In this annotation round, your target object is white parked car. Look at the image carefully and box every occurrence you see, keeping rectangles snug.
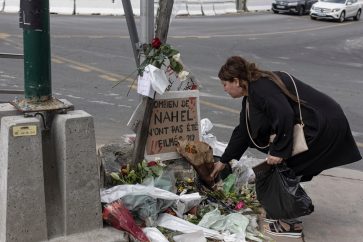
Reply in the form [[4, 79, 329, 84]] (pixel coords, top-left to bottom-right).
[[310, 0, 362, 22]]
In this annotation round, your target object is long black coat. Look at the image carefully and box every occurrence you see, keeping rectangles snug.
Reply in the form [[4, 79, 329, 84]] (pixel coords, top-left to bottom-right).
[[220, 71, 362, 181]]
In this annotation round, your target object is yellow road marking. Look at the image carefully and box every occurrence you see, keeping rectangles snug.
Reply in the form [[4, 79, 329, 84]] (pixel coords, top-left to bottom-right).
[[0, 33, 10, 39], [54, 55, 134, 82], [67, 64, 91, 72], [99, 74, 119, 82], [51, 35, 129, 39], [52, 58, 64, 64]]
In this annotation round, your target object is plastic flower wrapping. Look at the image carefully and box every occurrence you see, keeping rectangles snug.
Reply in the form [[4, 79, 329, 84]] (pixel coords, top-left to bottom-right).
[[103, 200, 150, 242]]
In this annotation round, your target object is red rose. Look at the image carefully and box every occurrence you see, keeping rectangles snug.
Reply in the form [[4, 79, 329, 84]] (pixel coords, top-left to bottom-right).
[[151, 38, 162, 49], [147, 161, 157, 167], [191, 84, 198, 90]]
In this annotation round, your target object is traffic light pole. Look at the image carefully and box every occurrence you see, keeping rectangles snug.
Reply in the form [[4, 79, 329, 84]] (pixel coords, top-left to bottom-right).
[[12, 0, 70, 113], [22, 0, 52, 101]]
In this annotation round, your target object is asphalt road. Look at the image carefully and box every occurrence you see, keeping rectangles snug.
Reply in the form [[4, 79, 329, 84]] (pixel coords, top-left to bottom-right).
[[0, 11, 362, 170]]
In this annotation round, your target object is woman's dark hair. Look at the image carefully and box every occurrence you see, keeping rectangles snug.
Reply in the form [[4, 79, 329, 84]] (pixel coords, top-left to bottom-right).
[[218, 56, 298, 102]]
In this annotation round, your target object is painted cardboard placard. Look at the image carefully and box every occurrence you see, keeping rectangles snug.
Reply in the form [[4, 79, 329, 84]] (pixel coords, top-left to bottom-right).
[[145, 90, 201, 160], [164, 66, 198, 92], [127, 68, 199, 132]]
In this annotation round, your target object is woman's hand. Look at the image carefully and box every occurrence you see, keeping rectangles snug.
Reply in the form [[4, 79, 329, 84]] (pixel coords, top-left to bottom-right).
[[210, 161, 226, 179], [266, 155, 283, 165]]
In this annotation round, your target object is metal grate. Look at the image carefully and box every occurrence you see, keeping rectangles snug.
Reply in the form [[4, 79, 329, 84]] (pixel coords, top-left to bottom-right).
[[0, 53, 24, 59]]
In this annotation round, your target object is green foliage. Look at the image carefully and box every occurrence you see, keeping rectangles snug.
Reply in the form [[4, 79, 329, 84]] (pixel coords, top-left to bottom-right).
[[169, 58, 183, 73], [204, 183, 261, 214], [109, 160, 164, 185]]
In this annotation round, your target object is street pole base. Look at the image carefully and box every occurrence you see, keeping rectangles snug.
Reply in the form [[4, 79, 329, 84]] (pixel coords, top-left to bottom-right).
[[10, 97, 72, 113]]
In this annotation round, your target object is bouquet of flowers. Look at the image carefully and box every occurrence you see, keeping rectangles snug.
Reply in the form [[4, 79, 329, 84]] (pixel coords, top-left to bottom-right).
[[138, 37, 189, 81], [113, 37, 190, 93], [103, 200, 150, 242]]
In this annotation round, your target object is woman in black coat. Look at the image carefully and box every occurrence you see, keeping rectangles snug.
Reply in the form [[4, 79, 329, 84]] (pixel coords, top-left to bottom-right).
[[210, 56, 362, 237]]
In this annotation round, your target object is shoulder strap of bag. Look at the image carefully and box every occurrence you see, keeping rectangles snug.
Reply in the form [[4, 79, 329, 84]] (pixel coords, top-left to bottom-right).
[[281, 71, 304, 126], [245, 72, 304, 149], [245, 99, 269, 149]]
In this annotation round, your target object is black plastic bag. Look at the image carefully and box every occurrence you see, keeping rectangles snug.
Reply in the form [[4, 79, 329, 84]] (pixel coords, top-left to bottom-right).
[[255, 163, 314, 219]]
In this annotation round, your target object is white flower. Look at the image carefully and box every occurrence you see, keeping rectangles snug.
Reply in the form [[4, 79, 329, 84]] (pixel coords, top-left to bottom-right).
[[178, 70, 190, 81], [172, 53, 185, 68], [172, 53, 181, 63]]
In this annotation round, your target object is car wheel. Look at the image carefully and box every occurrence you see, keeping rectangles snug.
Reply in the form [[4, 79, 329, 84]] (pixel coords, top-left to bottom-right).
[[297, 6, 304, 16], [338, 11, 345, 23], [338, 11, 345, 22], [310, 16, 317, 20], [273, 10, 279, 14], [353, 9, 361, 21]]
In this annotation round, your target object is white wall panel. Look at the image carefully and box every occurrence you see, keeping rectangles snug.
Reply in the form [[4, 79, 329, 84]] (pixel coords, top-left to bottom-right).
[[76, 0, 125, 15], [3, 0, 19, 13], [224, 0, 236, 13], [50, 0, 74, 15], [213, 0, 227, 15], [1, 0, 5, 12], [187, 0, 203, 15], [201, 1, 215, 16], [174, 1, 189, 16]]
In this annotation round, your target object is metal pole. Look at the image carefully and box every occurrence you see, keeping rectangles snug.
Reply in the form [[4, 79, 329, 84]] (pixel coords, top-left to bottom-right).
[[131, 0, 154, 166], [0, 89, 24, 94], [73, 0, 76, 15], [20, 0, 52, 102], [122, 0, 140, 66], [140, 0, 154, 43]]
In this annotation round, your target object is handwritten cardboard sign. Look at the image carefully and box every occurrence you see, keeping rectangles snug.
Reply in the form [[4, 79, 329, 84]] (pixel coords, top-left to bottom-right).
[[164, 67, 198, 92], [145, 90, 201, 160]]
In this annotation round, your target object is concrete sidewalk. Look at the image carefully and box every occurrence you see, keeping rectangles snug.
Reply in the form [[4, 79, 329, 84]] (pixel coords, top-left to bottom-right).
[[264, 167, 363, 242], [301, 167, 363, 242]]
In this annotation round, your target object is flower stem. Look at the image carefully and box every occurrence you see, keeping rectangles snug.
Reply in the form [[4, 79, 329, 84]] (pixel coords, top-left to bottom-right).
[[127, 76, 138, 97], [112, 69, 138, 88]]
